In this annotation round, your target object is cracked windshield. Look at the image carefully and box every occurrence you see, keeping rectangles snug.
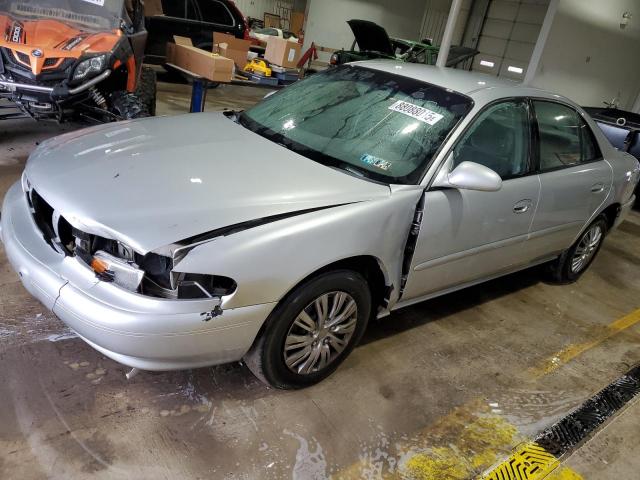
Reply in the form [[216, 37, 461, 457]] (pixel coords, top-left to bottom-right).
[[240, 65, 472, 183]]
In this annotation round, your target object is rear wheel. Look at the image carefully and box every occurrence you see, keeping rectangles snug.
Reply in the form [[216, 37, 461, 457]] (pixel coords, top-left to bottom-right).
[[548, 216, 607, 283], [136, 66, 157, 116], [109, 91, 149, 120], [244, 270, 371, 389]]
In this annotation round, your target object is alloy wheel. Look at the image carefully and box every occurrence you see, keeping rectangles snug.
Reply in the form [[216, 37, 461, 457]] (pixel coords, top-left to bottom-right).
[[283, 291, 358, 375], [571, 224, 603, 273]]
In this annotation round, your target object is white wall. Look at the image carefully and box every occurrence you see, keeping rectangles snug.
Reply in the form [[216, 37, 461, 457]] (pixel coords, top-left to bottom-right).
[[420, 0, 473, 46], [304, 0, 428, 59], [528, 0, 640, 109], [234, 0, 295, 21]]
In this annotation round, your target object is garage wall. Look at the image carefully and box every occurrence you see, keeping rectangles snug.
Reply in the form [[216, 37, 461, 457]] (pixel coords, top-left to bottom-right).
[[528, 0, 640, 109], [419, 0, 473, 46], [471, 0, 549, 80], [234, 0, 295, 22], [303, 0, 427, 58]]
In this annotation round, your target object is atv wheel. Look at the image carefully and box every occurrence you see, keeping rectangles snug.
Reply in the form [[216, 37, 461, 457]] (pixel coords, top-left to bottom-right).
[[136, 66, 157, 116], [109, 91, 149, 120]]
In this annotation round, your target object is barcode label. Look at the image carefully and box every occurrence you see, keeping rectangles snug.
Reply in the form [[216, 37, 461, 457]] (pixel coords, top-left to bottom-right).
[[388, 100, 444, 125]]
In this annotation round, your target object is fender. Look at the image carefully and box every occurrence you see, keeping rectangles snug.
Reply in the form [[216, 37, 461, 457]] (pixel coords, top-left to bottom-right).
[[173, 190, 423, 310]]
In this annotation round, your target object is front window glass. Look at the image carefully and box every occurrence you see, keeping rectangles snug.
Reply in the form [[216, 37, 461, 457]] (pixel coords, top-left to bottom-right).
[[535, 101, 600, 171], [453, 100, 530, 179], [239, 66, 473, 184]]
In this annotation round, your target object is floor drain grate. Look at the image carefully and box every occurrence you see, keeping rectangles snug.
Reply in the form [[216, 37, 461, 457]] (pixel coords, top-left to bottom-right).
[[481, 365, 640, 479]]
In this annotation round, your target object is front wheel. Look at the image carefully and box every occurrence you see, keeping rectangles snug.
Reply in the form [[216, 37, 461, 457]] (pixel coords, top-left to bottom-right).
[[136, 66, 158, 116], [548, 216, 608, 283], [109, 91, 149, 120], [244, 270, 371, 389]]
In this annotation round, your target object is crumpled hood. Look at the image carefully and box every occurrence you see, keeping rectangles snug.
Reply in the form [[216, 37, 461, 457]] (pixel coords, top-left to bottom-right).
[[25, 113, 390, 254]]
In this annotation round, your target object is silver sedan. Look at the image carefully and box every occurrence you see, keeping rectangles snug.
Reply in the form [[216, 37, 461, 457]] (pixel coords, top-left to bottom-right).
[[2, 61, 638, 388]]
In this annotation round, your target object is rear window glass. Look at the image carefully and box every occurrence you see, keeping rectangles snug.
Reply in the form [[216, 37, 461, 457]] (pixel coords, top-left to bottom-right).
[[535, 101, 600, 171]]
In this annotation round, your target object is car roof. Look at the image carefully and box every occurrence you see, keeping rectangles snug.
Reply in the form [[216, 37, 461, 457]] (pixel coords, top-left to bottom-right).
[[353, 60, 574, 104]]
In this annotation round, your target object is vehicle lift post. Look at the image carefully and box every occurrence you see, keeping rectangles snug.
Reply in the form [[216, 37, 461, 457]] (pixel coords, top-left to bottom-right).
[[189, 77, 209, 113]]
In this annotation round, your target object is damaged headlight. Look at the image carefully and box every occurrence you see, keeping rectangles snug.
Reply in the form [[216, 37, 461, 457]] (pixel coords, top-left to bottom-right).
[[72, 230, 236, 300], [91, 251, 145, 291], [135, 253, 237, 300], [73, 54, 106, 81]]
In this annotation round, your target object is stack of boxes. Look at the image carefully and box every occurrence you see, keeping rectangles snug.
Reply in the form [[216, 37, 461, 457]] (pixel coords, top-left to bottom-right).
[[165, 33, 302, 87], [264, 37, 301, 85]]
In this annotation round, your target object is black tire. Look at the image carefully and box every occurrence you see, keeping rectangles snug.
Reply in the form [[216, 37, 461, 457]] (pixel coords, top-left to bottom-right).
[[548, 216, 608, 283], [109, 91, 149, 120], [135, 66, 157, 116], [244, 270, 371, 389]]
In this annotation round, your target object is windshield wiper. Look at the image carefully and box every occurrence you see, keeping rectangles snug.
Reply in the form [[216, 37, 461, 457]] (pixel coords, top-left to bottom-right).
[[330, 163, 370, 179]]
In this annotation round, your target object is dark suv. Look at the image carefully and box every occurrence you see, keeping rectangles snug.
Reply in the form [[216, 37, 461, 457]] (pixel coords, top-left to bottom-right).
[[145, 0, 249, 64]]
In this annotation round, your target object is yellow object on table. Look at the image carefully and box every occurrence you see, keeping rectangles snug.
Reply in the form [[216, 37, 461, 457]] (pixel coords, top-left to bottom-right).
[[243, 59, 272, 77]]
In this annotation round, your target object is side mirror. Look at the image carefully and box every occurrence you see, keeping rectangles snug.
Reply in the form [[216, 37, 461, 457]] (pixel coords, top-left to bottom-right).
[[433, 160, 502, 192]]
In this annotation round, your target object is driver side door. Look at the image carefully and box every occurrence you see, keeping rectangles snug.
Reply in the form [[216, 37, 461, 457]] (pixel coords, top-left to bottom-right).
[[401, 99, 542, 302]]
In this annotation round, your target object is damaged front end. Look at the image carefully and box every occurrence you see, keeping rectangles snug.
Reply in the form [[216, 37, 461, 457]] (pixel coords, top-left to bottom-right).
[[26, 185, 236, 303]]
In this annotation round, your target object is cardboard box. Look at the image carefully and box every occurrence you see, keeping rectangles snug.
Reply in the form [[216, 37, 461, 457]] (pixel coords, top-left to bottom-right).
[[213, 32, 251, 70], [264, 37, 301, 69], [166, 36, 192, 64], [144, 0, 164, 16], [174, 36, 193, 46], [166, 36, 233, 83]]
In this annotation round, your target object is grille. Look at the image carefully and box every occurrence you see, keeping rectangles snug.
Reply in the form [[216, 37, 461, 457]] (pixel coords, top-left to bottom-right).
[[15, 51, 30, 67], [29, 189, 56, 247], [29, 189, 73, 253], [43, 58, 59, 68]]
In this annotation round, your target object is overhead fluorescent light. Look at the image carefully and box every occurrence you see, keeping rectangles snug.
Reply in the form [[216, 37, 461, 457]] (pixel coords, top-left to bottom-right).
[[480, 60, 495, 68], [508, 66, 524, 74]]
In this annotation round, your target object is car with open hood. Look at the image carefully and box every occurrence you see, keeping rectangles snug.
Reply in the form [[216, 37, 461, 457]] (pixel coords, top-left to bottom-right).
[[329, 19, 477, 68], [1, 61, 638, 389]]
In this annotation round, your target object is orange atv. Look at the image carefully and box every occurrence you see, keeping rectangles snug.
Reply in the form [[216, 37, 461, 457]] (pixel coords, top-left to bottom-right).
[[0, 0, 156, 121]]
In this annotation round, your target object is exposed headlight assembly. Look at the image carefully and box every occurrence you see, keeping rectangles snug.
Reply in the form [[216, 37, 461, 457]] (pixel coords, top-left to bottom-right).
[[137, 253, 237, 300], [70, 230, 236, 300], [73, 54, 107, 81], [91, 251, 145, 291]]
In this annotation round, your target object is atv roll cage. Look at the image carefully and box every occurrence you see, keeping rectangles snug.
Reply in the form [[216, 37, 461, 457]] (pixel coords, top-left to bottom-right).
[[0, 0, 127, 31]]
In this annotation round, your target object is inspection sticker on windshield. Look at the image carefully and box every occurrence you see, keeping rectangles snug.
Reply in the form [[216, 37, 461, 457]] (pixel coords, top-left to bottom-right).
[[388, 100, 443, 125], [361, 154, 391, 171]]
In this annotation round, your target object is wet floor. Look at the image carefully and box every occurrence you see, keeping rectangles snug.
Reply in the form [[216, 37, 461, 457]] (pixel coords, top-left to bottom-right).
[[1, 80, 640, 479]]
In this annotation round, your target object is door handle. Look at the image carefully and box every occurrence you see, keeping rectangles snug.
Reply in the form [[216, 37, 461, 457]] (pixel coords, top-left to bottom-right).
[[590, 183, 605, 193], [513, 199, 533, 214]]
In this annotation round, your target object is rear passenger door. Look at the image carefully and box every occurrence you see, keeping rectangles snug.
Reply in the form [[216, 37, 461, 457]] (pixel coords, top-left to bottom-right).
[[527, 100, 612, 258]]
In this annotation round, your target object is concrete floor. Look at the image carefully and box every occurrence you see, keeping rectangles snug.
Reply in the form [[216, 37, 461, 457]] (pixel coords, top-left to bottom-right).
[[1, 80, 639, 480]]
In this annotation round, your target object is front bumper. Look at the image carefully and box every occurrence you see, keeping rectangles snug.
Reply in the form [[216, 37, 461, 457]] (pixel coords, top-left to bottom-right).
[[0, 182, 276, 370], [0, 70, 111, 100]]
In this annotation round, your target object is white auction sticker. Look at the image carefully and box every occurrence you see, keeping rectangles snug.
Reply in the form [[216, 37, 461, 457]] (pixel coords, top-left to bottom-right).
[[81, 0, 105, 6], [388, 100, 444, 125]]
